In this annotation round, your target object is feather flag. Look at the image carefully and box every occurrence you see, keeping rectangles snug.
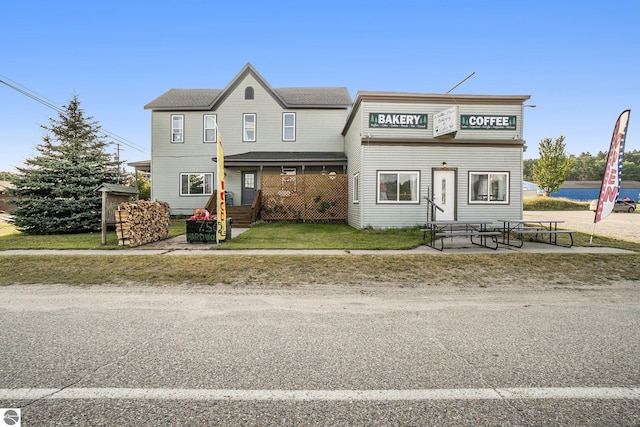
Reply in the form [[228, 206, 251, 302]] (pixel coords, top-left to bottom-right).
[[591, 110, 631, 244], [216, 128, 226, 242]]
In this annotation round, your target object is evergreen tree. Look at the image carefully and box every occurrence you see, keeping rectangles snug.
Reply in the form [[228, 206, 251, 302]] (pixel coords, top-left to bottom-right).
[[9, 96, 125, 234], [532, 136, 573, 196]]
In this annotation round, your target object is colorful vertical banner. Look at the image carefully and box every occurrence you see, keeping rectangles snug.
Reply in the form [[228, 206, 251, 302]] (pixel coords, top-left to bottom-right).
[[216, 129, 226, 242], [594, 110, 631, 223], [591, 110, 631, 244]]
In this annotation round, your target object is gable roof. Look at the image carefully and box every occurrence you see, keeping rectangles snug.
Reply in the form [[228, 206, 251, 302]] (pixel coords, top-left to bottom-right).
[[144, 63, 351, 111]]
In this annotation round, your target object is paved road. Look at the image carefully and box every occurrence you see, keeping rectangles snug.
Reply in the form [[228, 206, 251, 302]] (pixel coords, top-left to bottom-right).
[[1, 284, 638, 426]]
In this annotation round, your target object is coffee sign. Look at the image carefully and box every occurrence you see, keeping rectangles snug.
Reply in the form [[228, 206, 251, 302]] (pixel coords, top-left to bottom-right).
[[460, 115, 517, 130], [369, 113, 428, 128]]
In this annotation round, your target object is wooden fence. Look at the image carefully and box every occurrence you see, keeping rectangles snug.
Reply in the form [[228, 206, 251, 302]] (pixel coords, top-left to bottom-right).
[[260, 174, 347, 222]]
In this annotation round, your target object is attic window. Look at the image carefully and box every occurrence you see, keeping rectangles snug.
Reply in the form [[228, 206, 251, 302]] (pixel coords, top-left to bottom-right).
[[245, 86, 254, 100]]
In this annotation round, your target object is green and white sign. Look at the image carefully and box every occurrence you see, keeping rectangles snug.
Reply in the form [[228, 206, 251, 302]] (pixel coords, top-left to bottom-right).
[[369, 113, 428, 128], [460, 115, 517, 130]]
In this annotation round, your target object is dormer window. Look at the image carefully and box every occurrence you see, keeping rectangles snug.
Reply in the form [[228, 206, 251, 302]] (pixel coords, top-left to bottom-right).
[[245, 86, 254, 100]]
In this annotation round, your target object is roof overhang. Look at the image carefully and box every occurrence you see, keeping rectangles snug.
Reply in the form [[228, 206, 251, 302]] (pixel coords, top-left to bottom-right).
[[213, 151, 347, 167]]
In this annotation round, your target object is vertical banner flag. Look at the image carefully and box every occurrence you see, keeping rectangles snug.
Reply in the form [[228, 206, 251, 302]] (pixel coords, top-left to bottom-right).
[[594, 110, 631, 224], [591, 110, 631, 245], [216, 128, 226, 242]]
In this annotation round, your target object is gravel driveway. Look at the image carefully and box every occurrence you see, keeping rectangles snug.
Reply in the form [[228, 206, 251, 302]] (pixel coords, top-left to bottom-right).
[[525, 210, 640, 242]]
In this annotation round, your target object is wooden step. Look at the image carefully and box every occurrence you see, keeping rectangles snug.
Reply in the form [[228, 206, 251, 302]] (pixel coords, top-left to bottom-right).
[[226, 206, 253, 227]]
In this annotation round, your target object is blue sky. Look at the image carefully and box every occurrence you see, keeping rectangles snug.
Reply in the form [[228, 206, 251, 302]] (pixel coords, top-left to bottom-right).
[[1, 0, 638, 173]]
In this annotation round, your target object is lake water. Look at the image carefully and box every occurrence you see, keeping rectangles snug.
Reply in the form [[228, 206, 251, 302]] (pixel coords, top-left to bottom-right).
[[551, 188, 640, 201]]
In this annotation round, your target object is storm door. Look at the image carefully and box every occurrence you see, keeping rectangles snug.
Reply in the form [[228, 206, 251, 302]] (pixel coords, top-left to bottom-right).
[[241, 171, 257, 205], [432, 168, 456, 220]]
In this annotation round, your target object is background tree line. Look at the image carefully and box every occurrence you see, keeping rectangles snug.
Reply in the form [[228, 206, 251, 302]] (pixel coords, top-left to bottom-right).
[[524, 149, 640, 182]]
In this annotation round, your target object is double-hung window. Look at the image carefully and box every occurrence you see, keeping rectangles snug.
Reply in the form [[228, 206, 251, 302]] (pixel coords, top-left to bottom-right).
[[469, 172, 509, 204], [171, 115, 184, 143], [203, 115, 217, 143], [243, 113, 256, 142], [180, 173, 213, 196], [283, 112, 295, 141], [377, 171, 420, 203]]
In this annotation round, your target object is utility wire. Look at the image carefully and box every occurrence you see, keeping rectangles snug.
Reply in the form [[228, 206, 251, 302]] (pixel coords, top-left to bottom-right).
[[0, 75, 149, 155]]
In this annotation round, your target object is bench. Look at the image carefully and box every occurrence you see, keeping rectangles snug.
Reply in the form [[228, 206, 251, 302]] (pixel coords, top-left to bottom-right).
[[430, 230, 501, 251], [513, 229, 575, 247]]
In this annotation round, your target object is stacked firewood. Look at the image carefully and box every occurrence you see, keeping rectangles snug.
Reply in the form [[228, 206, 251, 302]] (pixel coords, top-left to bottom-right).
[[115, 200, 171, 247]]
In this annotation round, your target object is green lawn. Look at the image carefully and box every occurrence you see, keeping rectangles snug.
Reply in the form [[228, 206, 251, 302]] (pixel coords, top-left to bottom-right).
[[0, 220, 187, 250], [1, 218, 639, 252]]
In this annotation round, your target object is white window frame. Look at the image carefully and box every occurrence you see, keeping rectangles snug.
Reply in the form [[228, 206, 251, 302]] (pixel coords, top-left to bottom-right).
[[468, 171, 510, 204], [377, 171, 420, 204], [171, 115, 184, 143], [180, 173, 213, 196], [352, 173, 360, 203], [203, 114, 217, 143], [243, 113, 256, 142], [283, 112, 296, 141]]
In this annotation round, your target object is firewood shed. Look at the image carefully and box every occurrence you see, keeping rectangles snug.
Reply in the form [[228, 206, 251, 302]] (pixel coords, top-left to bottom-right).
[[96, 183, 139, 245]]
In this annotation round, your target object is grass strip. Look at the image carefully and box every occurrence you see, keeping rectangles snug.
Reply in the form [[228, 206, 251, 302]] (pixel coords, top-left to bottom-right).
[[1, 254, 638, 287]]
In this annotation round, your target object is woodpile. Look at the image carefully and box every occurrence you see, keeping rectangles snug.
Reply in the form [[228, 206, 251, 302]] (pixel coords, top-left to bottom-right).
[[115, 200, 171, 247]]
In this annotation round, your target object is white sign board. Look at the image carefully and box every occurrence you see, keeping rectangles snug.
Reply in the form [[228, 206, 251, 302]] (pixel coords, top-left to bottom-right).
[[433, 106, 458, 137]]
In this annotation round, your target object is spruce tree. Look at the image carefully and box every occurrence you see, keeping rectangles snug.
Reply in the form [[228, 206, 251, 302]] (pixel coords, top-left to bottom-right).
[[9, 96, 124, 234]]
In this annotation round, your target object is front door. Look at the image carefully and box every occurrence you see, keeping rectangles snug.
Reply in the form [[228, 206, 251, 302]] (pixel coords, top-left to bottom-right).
[[432, 169, 456, 220], [241, 172, 257, 206]]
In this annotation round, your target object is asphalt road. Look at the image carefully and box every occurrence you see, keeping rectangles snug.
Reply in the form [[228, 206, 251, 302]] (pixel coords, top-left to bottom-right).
[[1, 283, 638, 426]]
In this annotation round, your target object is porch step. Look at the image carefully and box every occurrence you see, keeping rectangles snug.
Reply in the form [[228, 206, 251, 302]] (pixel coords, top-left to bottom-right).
[[226, 205, 253, 228]]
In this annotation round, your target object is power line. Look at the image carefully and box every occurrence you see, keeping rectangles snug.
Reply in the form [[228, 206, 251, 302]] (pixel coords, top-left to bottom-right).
[[0, 75, 149, 155]]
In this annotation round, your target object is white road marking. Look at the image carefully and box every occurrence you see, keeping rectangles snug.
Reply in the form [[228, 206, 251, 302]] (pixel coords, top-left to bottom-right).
[[1, 387, 639, 401]]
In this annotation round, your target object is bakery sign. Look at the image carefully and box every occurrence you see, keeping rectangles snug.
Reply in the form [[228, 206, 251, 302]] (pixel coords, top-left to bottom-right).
[[460, 115, 517, 130], [369, 113, 428, 128]]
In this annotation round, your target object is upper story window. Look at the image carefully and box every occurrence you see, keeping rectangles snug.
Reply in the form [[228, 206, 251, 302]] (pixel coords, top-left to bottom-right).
[[245, 87, 254, 100], [203, 115, 217, 143], [469, 171, 509, 204], [243, 113, 256, 142], [283, 112, 296, 141], [171, 115, 184, 143]]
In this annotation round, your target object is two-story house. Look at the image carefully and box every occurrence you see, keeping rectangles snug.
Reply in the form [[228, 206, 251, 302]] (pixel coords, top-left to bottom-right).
[[144, 63, 531, 228], [144, 63, 351, 218]]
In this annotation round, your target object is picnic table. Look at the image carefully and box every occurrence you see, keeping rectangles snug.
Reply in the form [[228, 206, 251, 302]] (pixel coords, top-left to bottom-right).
[[422, 220, 500, 251], [497, 219, 575, 248]]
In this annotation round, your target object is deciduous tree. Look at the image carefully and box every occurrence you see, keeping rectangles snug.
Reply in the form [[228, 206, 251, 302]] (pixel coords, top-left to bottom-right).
[[532, 136, 573, 197]]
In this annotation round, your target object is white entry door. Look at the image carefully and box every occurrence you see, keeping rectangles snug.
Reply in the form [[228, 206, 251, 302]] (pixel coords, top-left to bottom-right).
[[432, 169, 456, 220]]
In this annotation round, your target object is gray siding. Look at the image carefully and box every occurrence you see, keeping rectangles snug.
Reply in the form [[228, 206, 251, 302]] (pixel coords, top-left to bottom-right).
[[358, 145, 522, 228], [150, 73, 348, 215], [361, 102, 523, 141], [345, 104, 364, 228]]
